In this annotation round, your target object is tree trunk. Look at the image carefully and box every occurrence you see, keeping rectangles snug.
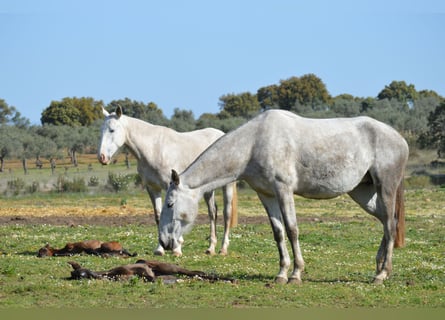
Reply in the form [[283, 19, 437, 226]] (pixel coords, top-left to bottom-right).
[[22, 158, 28, 175]]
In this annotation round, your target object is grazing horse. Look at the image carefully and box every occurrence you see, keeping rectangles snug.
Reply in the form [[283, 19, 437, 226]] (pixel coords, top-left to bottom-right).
[[159, 109, 408, 284], [37, 240, 137, 257], [98, 106, 237, 256]]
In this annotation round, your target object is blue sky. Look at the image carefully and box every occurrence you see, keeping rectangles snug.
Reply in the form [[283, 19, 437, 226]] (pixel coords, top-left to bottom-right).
[[1, 0, 444, 125]]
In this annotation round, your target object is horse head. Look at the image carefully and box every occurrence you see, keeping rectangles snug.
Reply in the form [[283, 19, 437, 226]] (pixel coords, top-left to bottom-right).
[[158, 170, 199, 256], [98, 106, 126, 165], [37, 244, 54, 257]]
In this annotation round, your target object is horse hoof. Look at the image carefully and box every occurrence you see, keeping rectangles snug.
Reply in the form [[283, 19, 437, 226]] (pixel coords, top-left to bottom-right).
[[287, 277, 302, 285], [172, 250, 183, 257], [373, 277, 384, 285], [154, 250, 164, 256], [205, 249, 216, 256], [274, 276, 288, 284], [153, 247, 165, 256], [219, 250, 227, 256]]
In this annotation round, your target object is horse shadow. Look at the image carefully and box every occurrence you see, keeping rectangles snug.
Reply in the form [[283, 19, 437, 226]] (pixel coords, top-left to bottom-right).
[[224, 272, 372, 285], [18, 250, 39, 256]]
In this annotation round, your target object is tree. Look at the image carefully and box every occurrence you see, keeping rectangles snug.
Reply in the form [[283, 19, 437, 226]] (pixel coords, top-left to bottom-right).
[[0, 126, 24, 171], [331, 95, 361, 117], [169, 108, 196, 132], [0, 99, 30, 128], [41, 97, 104, 126], [270, 74, 331, 113], [377, 80, 418, 103], [218, 92, 260, 118], [422, 102, 445, 157], [196, 113, 246, 133], [257, 85, 279, 110], [107, 99, 168, 125]]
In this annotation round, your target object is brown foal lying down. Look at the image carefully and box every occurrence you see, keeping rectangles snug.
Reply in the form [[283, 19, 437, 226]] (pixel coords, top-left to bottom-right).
[[37, 240, 137, 257], [68, 260, 237, 283]]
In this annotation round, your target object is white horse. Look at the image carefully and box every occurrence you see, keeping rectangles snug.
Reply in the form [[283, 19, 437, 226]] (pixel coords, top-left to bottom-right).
[[159, 109, 408, 284], [98, 106, 237, 256]]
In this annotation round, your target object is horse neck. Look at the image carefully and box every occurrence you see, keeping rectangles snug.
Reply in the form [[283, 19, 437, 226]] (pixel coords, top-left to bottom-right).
[[121, 116, 158, 161], [182, 128, 252, 195]]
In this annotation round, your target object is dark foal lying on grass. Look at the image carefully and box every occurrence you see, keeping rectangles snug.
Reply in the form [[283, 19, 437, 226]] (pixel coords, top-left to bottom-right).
[[68, 260, 237, 283], [37, 240, 137, 258]]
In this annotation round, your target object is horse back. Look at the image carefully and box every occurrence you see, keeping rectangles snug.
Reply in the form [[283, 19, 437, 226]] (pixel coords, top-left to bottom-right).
[[247, 111, 408, 197]]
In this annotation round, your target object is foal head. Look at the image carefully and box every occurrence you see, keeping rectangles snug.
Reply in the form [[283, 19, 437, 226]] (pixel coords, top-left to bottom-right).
[[98, 106, 126, 165], [37, 244, 54, 257], [158, 170, 199, 255]]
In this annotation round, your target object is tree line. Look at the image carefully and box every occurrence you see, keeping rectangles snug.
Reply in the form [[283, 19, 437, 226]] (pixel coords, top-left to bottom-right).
[[1, 74, 444, 173]]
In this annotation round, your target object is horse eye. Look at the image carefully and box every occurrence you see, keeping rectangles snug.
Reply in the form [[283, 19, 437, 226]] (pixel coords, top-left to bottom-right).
[[167, 202, 174, 208], [109, 129, 115, 133]]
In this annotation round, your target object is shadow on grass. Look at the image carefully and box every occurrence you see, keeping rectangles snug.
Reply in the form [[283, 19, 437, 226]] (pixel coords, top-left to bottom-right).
[[222, 272, 373, 285]]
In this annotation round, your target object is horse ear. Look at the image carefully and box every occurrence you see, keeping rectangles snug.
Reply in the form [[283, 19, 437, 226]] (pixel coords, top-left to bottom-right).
[[171, 169, 180, 186], [102, 107, 110, 117], [116, 105, 123, 119]]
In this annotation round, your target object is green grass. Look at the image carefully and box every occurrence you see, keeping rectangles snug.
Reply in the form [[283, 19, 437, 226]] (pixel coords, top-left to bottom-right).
[[0, 188, 444, 308]]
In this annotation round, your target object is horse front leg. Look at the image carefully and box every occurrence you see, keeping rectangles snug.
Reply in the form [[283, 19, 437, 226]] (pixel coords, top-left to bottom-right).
[[219, 183, 234, 255], [277, 187, 304, 284], [148, 188, 167, 256], [204, 191, 218, 255], [258, 194, 291, 284]]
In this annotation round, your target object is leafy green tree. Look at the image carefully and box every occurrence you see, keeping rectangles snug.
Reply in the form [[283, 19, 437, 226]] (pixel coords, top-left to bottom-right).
[[196, 113, 246, 133], [364, 99, 409, 130], [218, 92, 260, 118], [106, 99, 168, 125], [295, 73, 331, 110], [377, 80, 418, 103], [0, 99, 30, 128], [405, 95, 442, 134], [41, 97, 103, 126], [421, 102, 445, 157], [35, 124, 96, 162], [257, 85, 279, 110], [331, 95, 361, 116], [0, 126, 56, 173], [272, 74, 331, 112], [169, 108, 196, 132], [0, 126, 24, 171]]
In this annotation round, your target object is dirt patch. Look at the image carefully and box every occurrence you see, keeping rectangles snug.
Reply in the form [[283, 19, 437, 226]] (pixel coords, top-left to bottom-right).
[[0, 210, 271, 226], [0, 203, 358, 227]]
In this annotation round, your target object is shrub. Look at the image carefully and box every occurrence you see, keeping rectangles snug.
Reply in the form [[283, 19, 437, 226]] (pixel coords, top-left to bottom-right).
[[405, 175, 432, 189], [7, 177, 25, 195], [27, 181, 40, 194], [55, 175, 87, 193], [88, 175, 100, 187], [107, 172, 133, 192]]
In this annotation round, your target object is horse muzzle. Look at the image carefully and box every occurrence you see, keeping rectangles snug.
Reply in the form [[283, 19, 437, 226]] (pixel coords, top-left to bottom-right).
[[98, 153, 109, 165]]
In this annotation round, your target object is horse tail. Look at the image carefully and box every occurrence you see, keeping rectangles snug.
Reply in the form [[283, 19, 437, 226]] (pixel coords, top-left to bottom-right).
[[229, 182, 238, 228], [394, 177, 405, 248]]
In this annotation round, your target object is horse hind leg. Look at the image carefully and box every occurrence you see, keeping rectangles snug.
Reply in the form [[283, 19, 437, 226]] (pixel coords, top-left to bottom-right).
[[348, 181, 398, 284]]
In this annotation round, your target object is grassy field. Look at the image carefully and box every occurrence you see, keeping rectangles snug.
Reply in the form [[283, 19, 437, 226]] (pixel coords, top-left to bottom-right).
[[0, 153, 444, 309], [0, 182, 444, 308]]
